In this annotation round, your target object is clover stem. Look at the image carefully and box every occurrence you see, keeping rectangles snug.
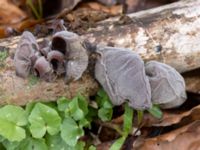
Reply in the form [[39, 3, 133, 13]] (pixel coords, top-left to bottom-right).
[[95, 120, 124, 136]]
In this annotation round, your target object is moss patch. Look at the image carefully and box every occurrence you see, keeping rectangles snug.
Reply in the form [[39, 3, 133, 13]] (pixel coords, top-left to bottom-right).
[[0, 49, 8, 68], [28, 75, 39, 87]]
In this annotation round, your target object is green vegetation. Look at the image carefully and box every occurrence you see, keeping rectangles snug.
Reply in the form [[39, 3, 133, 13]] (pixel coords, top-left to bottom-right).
[[0, 50, 8, 68], [26, 0, 43, 19], [28, 75, 39, 87], [0, 89, 162, 149], [0, 51, 8, 62], [110, 103, 133, 150], [96, 89, 113, 121], [148, 105, 163, 119]]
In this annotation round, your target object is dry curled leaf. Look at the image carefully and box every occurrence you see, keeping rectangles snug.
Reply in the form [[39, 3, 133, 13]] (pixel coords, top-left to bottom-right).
[[81, 2, 122, 15], [141, 104, 200, 127], [183, 69, 200, 93], [0, 0, 26, 25], [133, 121, 200, 150]]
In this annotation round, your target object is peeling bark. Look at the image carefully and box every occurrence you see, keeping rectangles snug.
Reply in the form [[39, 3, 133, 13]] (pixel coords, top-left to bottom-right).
[[84, 0, 200, 73], [0, 0, 200, 105]]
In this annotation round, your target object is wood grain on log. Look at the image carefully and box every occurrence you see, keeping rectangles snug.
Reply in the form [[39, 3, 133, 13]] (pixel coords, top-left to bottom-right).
[[85, 0, 200, 73], [0, 0, 200, 105]]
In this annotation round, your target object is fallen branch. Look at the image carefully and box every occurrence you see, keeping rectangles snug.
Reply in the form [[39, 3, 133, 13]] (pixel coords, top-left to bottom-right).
[[0, 0, 200, 105]]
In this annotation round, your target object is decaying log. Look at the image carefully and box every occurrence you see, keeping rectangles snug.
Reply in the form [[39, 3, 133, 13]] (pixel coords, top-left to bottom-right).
[[0, 0, 200, 105], [85, 0, 200, 73]]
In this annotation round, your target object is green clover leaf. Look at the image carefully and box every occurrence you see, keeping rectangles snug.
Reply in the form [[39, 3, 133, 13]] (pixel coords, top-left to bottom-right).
[[61, 117, 84, 146], [16, 137, 48, 150], [0, 105, 27, 141], [47, 134, 85, 150], [98, 107, 113, 122], [77, 94, 88, 116], [0, 105, 27, 126], [67, 96, 88, 121], [89, 145, 96, 150], [28, 103, 61, 138], [2, 140, 19, 150], [68, 97, 85, 121], [96, 89, 112, 108], [46, 134, 69, 150], [57, 97, 70, 112], [96, 89, 113, 121], [79, 118, 90, 128]]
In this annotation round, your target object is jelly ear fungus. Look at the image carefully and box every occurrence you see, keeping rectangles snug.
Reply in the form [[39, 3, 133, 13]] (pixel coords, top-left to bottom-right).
[[51, 31, 89, 83]]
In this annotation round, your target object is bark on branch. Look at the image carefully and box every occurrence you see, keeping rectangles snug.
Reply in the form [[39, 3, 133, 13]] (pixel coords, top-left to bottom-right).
[[0, 0, 200, 105]]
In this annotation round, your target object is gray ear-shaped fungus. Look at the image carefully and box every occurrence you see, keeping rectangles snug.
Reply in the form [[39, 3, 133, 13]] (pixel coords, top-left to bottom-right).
[[34, 56, 55, 82], [38, 38, 50, 49], [38, 39, 51, 57], [64, 41, 89, 83], [95, 46, 152, 110], [51, 31, 79, 55], [145, 61, 187, 109], [47, 50, 65, 75], [52, 31, 89, 83], [96, 0, 117, 6], [40, 47, 51, 57], [14, 31, 39, 78]]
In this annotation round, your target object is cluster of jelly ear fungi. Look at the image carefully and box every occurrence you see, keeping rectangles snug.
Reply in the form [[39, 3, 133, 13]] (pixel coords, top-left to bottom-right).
[[14, 31, 187, 110], [35, 32, 68, 81], [14, 31, 77, 82]]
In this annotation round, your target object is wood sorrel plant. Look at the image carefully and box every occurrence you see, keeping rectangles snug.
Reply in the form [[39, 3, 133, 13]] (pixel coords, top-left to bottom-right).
[[0, 89, 162, 150]]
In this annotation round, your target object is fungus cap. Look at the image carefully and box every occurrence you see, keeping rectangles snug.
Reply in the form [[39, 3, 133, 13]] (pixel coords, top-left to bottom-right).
[[145, 61, 187, 109], [95, 46, 152, 110]]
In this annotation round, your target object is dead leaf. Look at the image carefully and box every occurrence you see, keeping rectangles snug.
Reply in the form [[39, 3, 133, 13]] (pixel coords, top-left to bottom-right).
[[0, 0, 26, 25], [123, 0, 140, 13], [80, 2, 122, 16], [123, 0, 178, 14], [0, 18, 43, 38], [133, 120, 200, 150], [183, 69, 200, 93], [140, 104, 200, 127], [63, 7, 109, 34], [15, 19, 43, 32], [111, 103, 200, 129], [97, 142, 112, 150], [10, 0, 26, 7], [55, 0, 82, 18]]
